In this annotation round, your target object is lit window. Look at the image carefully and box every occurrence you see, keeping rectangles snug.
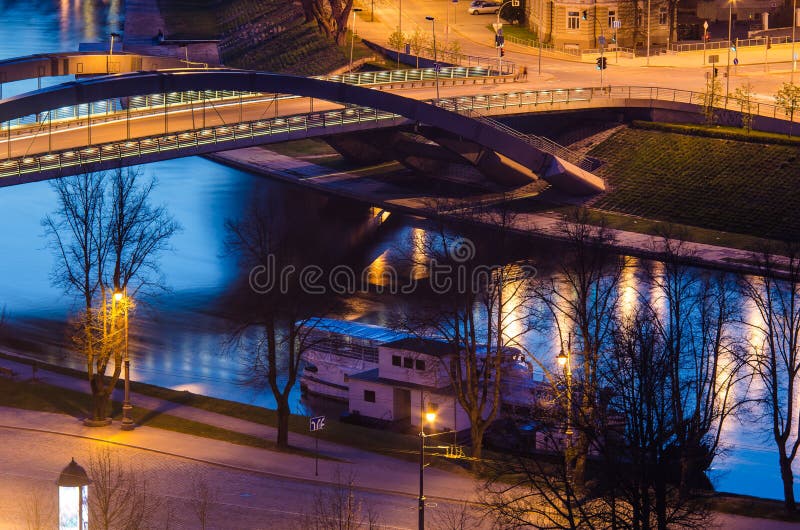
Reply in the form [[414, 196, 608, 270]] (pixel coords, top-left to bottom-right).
[[364, 390, 376, 403], [567, 11, 580, 30]]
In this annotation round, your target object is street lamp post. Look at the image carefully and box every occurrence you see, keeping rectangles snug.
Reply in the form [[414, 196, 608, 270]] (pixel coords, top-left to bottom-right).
[[349, 8, 363, 73], [556, 345, 573, 437], [418, 407, 437, 530], [107, 32, 121, 74], [425, 16, 440, 100], [57, 458, 91, 530], [115, 289, 134, 430], [646, 0, 651, 66], [726, 0, 734, 103], [793, 0, 797, 83]]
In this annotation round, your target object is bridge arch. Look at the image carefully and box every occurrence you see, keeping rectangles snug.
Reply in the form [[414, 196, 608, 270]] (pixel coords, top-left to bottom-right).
[[0, 70, 604, 194]]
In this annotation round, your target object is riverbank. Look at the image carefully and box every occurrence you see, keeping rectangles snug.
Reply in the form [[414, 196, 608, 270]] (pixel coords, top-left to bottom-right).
[[1, 349, 798, 526], [207, 144, 791, 278]]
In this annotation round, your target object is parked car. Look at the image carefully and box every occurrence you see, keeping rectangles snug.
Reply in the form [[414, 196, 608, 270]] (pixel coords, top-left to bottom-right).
[[468, 1, 501, 15]]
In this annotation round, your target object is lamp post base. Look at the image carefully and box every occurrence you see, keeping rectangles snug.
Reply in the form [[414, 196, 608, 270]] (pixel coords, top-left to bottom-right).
[[121, 404, 135, 430]]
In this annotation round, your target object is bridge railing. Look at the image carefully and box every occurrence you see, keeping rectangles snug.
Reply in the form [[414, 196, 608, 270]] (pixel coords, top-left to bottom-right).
[[0, 106, 408, 179]]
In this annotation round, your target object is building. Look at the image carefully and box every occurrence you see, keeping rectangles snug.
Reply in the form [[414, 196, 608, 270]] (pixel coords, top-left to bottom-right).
[[345, 337, 474, 432], [526, 0, 672, 51]]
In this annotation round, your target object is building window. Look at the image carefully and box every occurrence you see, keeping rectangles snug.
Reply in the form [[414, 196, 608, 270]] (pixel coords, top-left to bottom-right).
[[567, 11, 580, 30], [608, 10, 616, 28], [364, 389, 376, 403], [392, 355, 401, 366], [637, 12, 643, 29], [415, 359, 426, 371], [659, 6, 668, 25], [403, 357, 414, 369]]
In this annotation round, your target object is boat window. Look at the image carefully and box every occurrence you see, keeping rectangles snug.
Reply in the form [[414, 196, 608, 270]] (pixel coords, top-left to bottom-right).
[[392, 355, 401, 366], [364, 389, 376, 403], [304, 363, 318, 373], [403, 357, 414, 369], [415, 359, 426, 371]]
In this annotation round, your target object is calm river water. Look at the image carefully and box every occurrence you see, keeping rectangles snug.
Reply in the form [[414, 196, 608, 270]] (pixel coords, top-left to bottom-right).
[[0, 0, 794, 501]]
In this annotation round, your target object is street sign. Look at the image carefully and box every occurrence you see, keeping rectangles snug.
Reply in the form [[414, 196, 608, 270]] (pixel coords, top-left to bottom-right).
[[492, 22, 503, 33], [310, 415, 326, 432], [708, 54, 719, 64], [733, 57, 739, 65], [598, 35, 606, 46], [612, 20, 621, 29]]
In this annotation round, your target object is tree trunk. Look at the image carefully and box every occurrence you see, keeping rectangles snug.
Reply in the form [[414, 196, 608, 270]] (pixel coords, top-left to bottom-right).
[[780, 454, 797, 513], [276, 397, 290, 448], [470, 423, 484, 470]]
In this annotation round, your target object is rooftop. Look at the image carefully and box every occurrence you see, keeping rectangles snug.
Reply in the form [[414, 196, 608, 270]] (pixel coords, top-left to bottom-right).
[[300, 318, 410, 344], [381, 337, 455, 358]]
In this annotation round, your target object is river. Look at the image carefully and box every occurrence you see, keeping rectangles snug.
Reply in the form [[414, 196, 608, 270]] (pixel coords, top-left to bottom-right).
[[0, 0, 795, 502]]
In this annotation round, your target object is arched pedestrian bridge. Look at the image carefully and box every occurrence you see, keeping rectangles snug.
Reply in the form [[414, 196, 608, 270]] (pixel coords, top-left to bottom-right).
[[0, 70, 605, 195]]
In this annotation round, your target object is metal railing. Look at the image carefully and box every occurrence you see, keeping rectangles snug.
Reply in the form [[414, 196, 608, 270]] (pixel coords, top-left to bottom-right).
[[3, 85, 797, 180], [1, 66, 507, 131], [670, 36, 792, 53], [0, 106, 405, 179], [402, 45, 516, 75]]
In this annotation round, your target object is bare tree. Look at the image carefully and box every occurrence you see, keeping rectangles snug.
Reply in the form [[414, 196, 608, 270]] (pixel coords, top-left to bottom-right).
[[399, 199, 533, 465], [22, 486, 56, 530], [43, 168, 177, 423], [88, 447, 157, 529], [530, 207, 623, 490], [741, 242, 800, 513], [190, 471, 220, 530], [301, 0, 354, 44], [294, 469, 380, 530], [226, 191, 341, 448], [645, 233, 746, 498]]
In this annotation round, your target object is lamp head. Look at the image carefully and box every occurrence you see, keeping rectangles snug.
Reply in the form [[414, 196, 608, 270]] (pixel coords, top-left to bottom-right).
[[113, 291, 123, 301], [426, 16, 435, 21], [425, 410, 437, 423], [557, 350, 568, 367]]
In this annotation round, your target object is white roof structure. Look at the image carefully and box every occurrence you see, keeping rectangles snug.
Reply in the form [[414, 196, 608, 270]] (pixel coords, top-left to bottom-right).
[[301, 317, 410, 345]]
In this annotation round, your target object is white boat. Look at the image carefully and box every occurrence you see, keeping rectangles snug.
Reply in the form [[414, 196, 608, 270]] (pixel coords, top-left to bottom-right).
[[299, 318, 410, 401]]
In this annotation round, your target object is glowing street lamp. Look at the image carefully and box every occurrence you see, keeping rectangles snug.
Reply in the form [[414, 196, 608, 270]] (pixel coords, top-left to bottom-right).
[[57, 458, 91, 530], [115, 288, 135, 431], [349, 8, 364, 72], [425, 16, 440, 100], [557, 346, 573, 436], [419, 406, 436, 530]]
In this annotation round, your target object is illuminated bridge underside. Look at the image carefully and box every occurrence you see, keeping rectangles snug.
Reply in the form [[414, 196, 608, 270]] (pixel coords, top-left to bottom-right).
[[0, 71, 605, 195]]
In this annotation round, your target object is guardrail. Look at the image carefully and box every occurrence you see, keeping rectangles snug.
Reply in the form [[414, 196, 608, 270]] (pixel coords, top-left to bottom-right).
[[1, 66, 506, 130], [670, 35, 793, 53], [3, 85, 797, 180], [0, 107, 406, 179]]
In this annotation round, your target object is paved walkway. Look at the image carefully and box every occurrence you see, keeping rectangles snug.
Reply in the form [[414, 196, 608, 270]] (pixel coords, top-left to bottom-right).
[[0, 354, 478, 504]]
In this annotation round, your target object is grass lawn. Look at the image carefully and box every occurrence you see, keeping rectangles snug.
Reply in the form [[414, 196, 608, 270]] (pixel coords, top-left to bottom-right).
[[589, 127, 800, 241], [0, 353, 420, 458], [485, 24, 540, 44], [0, 372, 327, 459]]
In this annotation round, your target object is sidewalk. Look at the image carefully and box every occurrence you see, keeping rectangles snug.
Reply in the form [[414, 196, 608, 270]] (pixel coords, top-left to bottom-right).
[[0, 354, 479, 504]]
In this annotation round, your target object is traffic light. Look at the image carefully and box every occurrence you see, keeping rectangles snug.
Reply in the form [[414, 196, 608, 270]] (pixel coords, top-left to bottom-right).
[[601, 56, 607, 69], [713, 67, 719, 77], [582, 10, 588, 20], [731, 44, 736, 52], [596, 57, 602, 70], [500, 47, 505, 57], [767, 36, 771, 49]]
